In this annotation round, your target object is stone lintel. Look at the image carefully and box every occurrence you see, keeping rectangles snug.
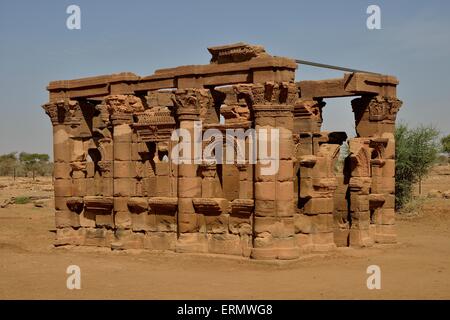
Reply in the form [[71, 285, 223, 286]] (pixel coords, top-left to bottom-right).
[[298, 73, 399, 99], [47, 44, 297, 101]]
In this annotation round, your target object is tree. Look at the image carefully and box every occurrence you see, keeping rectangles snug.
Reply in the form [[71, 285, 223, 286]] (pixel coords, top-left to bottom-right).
[[0, 152, 18, 176], [19, 152, 50, 180], [395, 124, 440, 209], [441, 134, 450, 155]]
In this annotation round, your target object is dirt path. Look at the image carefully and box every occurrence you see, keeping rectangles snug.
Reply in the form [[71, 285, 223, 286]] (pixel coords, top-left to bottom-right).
[[0, 175, 449, 299]]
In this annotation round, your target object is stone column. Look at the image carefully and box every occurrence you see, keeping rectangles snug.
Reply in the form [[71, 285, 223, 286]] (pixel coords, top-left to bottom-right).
[[351, 95, 402, 245], [97, 139, 114, 197], [111, 112, 134, 229], [235, 82, 299, 260], [295, 135, 341, 252], [96, 102, 115, 199], [352, 95, 402, 137], [172, 89, 211, 253], [105, 95, 145, 249], [347, 138, 373, 247], [236, 164, 250, 199], [69, 107, 88, 225], [43, 100, 84, 245], [220, 95, 254, 257], [43, 101, 82, 228]]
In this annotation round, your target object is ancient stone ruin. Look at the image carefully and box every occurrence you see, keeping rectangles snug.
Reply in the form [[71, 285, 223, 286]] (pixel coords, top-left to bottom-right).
[[43, 43, 402, 260]]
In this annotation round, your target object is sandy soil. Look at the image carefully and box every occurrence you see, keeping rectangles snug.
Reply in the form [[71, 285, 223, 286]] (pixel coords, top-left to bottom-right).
[[0, 170, 449, 300]]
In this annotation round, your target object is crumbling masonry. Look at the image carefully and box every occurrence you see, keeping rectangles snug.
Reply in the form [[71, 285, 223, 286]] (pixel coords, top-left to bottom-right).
[[43, 43, 402, 259]]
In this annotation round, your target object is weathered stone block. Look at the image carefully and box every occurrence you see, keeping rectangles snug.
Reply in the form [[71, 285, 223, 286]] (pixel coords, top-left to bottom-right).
[[276, 181, 294, 201], [55, 227, 84, 246], [255, 163, 276, 182], [144, 232, 176, 251], [350, 211, 371, 229], [55, 210, 80, 228], [71, 178, 87, 197], [350, 194, 369, 212], [207, 233, 242, 255], [276, 200, 294, 217], [254, 216, 294, 238], [255, 182, 275, 200], [254, 200, 276, 217], [84, 228, 113, 247], [113, 161, 133, 178], [178, 164, 198, 177], [53, 162, 72, 179], [155, 162, 170, 176], [177, 213, 198, 233], [376, 208, 395, 225], [155, 176, 172, 196], [114, 142, 132, 161], [229, 215, 252, 235], [113, 229, 144, 249], [178, 177, 201, 198], [113, 178, 135, 197], [54, 179, 72, 197], [131, 211, 148, 231], [155, 213, 177, 232], [334, 228, 350, 247], [113, 124, 132, 142], [79, 210, 96, 227], [176, 233, 208, 253], [349, 229, 373, 247], [115, 210, 132, 229], [294, 213, 333, 234], [305, 197, 334, 215], [96, 213, 114, 228], [276, 237, 300, 260]]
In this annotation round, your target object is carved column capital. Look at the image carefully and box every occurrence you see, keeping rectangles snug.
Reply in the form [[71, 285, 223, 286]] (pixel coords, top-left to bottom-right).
[[172, 88, 213, 121], [233, 81, 298, 107], [95, 103, 111, 126], [369, 96, 403, 123], [233, 82, 297, 118], [294, 98, 325, 122], [352, 95, 403, 123], [220, 104, 251, 124], [42, 99, 79, 126], [104, 94, 144, 114], [104, 94, 144, 125]]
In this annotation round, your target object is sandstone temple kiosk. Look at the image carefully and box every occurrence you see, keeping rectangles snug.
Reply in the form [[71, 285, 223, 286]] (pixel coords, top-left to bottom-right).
[[43, 43, 402, 260]]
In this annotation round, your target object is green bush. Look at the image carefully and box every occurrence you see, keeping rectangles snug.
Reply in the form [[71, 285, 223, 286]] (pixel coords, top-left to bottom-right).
[[442, 134, 450, 154], [14, 196, 31, 205], [395, 124, 440, 209]]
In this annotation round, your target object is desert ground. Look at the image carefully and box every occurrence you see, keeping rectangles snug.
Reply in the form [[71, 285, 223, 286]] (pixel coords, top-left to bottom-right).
[[0, 166, 449, 300]]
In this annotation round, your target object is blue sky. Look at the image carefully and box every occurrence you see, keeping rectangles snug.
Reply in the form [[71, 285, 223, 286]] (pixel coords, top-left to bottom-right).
[[1, 0, 449, 156]]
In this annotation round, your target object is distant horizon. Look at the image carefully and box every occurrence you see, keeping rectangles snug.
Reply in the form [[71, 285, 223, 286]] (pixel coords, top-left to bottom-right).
[[1, 0, 450, 157]]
